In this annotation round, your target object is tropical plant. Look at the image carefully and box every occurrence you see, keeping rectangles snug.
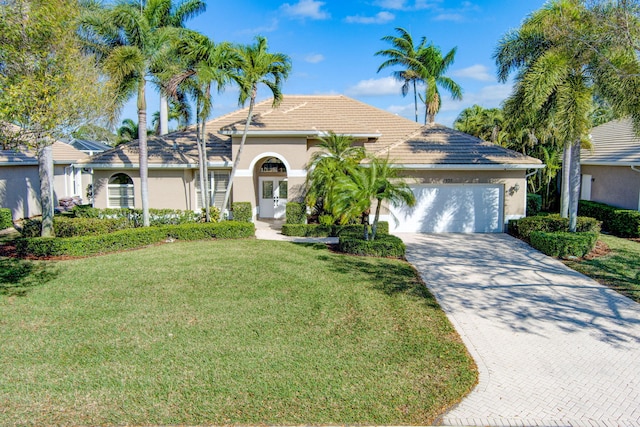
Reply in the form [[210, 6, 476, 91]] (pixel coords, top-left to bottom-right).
[[220, 36, 291, 216], [454, 105, 507, 145], [333, 157, 415, 241], [305, 132, 365, 222], [116, 118, 139, 144], [151, 97, 192, 134], [376, 27, 462, 124], [166, 30, 238, 221], [0, 0, 108, 236], [376, 27, 426, 123], [79, 0, 206, 226]]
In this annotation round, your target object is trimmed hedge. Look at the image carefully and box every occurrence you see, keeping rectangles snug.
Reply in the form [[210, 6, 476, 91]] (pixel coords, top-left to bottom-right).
[[70, 206, 203, 226], [285, 202, 306, 224], [530, 231, 598, 258], [281, 222, 390, 237], [509, 214, 600, 242], [578, 200, 640, 237], [526, 193, 542, 216], [337, 233, 405, 258], [20, 217, 127, 238], [0, 208, 13, 229], [231, 202, 252, 222], [15, 221, 255, 258]]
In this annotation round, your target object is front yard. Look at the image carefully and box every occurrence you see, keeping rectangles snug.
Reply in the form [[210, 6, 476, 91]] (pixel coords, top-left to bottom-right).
[[564, 234, 640, 303], [0, 239, 476, 426]]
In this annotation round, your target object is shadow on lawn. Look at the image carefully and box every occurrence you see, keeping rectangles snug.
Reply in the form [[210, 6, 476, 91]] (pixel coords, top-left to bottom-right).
[[0, 258, 58, 297]]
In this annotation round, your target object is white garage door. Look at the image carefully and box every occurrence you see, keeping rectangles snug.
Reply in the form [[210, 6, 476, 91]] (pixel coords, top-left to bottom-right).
[[390, 184, 504, 233]]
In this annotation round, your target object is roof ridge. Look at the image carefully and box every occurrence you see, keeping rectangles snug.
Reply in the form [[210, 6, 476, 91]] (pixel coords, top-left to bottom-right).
[[372, 127, 424, 157]]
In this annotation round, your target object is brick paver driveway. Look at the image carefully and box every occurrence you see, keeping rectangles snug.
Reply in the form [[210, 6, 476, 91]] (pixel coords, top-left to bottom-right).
[[400, 233, 640, 427]]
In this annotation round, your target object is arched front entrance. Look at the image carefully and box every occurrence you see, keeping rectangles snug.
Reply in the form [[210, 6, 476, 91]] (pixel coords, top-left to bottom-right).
[[256, 156, 288, 219]]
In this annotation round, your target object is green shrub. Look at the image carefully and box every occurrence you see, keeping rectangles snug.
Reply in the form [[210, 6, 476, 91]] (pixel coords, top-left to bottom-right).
[[0, 208, 13, 229], [231, 202, 252, 222], [70, 206, 203, 226], [578, 200, 640, 237], [15, 222, 255, 258], [526, 194, 542, 216], [20, 219, 44, 238], [318, 215, 334, 226], [509, 214, 600, 241], [530, 231, 598, 258], [281, 224, 332, 237], [332, 222, 389, 237], [337, 233, 405, 258], [53, 217, 127, 237], [285, 202, 306, 224]]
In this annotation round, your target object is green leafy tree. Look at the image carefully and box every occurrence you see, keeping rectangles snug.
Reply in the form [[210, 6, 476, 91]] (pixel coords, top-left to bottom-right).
[[79, 0, 205, 226], [333, 157, 415, 241], [454, 105, 507, 145], [305, 132, 365, 222], [376, 27, 426, 123], [0, 0, 109, 236], [221, 36, 291, 216], [166, 31, 238, 221], [72, 123, 118, 145]]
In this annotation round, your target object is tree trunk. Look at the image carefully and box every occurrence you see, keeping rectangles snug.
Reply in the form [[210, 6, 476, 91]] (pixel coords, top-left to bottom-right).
[[138, 78, 150, 227], [560, 139, 571, 219], [222, 85, 257, 219], [38, 142, 54, 237], [569, 141, 581, 232], [202, 85, 212, 222], [159, 95, 169, 136], [195, 102, 208, 222], [362, 209, 370, 241], [371, 198, 382, 241], [413, 80, 418, 123]]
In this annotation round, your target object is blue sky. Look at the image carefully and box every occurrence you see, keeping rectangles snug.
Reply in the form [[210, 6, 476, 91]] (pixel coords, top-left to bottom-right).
[[124, 0, 546, 128]]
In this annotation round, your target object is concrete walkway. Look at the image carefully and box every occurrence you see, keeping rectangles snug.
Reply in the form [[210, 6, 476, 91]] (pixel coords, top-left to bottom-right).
[[400, 233, 640, 427], [253, 219, 338, 244]]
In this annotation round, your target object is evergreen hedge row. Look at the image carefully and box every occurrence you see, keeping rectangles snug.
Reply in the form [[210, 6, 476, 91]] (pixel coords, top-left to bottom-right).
[[337, 233, 405, 258], [281, 222, 390, 237], [0, 208, 13, 230], [231, 202, 252, 222], [15, 221, 255, 258], [285, 202, 306, 224], [578, 200, 640, 237], [530, 231, 599, 258], [508, 214, 600, 242]]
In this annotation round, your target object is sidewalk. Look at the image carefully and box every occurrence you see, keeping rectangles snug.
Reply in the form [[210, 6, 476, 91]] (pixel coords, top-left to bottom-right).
[[253, 219, 338, 244]]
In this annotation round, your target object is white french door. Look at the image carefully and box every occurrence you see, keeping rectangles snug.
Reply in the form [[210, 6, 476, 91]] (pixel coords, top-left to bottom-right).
[[259, 177, 288, 219]]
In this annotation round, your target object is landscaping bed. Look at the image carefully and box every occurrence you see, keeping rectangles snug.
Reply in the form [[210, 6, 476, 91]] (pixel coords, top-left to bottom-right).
[[0, 239, 477, 425]]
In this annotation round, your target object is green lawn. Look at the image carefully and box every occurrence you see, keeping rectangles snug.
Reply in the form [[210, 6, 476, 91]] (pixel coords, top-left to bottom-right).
[[0, 239, 476, 426], [565, 234, 640, 303]]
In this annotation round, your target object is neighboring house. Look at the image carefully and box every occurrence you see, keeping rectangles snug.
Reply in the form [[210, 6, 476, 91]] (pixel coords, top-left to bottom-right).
[[81, 95, 542, 233], [0, 141, 90, 221], [581, 118, 640, 211], [66, 139, 113, 156]]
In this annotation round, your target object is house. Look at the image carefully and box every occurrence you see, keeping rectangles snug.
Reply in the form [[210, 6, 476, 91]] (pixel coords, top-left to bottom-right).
[[581, 118, 640, 211], [0, 141, 90, 221], [66, 139, 113, 156], [81, 95, 543, 233]]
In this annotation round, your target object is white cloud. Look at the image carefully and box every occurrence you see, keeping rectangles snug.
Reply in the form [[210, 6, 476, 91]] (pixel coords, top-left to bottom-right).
[[281, 0, 330, 20], [440, 84, 513, 112], [305, 53, 325, 63], [453, 64, 494, 82], [345, 11, 395, 24], [434, 13, 464, 22], [238, 19, 279, 35], [373, 0, 440, 10], [346, 77, 403, 96]]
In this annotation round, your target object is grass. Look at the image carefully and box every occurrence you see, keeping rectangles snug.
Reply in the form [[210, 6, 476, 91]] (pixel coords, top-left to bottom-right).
[[565, 234, 640, 303], [0, 239, 476, 426]]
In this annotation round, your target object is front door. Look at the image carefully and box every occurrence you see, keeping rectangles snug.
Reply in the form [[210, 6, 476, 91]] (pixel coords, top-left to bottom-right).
[[259, 177, 288, 219]]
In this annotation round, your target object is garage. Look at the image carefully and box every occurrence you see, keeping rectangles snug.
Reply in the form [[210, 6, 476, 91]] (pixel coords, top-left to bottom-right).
[[389, 184, 504, 233]]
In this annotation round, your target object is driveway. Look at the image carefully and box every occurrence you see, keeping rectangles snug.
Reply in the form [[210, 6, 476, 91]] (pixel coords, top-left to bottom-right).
[[400, 233, 640, 427]]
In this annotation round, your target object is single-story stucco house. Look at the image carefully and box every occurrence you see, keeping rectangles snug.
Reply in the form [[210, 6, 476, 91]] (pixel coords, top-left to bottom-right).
[[81, 95, 543, 233], [0, 141, 90, 221], [581, 118, 640, 211]]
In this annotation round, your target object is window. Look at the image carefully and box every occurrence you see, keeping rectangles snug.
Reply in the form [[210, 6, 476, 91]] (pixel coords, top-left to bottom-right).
[[107, 173, 134, 208], [260, 157, 286, 173], [196, 171, 230, 210]]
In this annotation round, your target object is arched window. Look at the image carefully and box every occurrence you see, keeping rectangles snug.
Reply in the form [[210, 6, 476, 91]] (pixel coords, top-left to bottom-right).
[[260, 157, 286, 173], [107, 173, 134, 208]]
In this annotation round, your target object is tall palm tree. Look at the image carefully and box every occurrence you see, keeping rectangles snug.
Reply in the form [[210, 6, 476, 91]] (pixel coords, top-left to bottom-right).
[[221, 36, 291, 217], [376, 27, 426, 123], [418, 44, 462, 124], [79, 0, 205, 226], [117, 118, 139, 144], [305, 132, 365, 221], [166, 31, 238, 221], [333, 157, 415, 241]]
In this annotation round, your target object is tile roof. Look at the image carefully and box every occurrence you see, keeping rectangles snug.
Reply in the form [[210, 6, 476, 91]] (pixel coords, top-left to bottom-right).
[[0, 141, 88, 165], [582, 118, 640, 165], [83, 95, 541, 168]]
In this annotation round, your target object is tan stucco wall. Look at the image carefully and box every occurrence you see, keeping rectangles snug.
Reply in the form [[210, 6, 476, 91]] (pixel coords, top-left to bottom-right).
[[582, 165, 640, 210], [393, 169, 528, 219], [92, 168, 197, 210], [233, 136, 310, 171]]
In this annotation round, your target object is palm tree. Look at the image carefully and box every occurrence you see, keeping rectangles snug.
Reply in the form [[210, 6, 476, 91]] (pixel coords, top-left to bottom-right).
[[305, 132, 365, 222], [333, 157, 415, 241], [418, 44, 463, 124], [151, 97, 192, 134], [116, 118, 139, 144], [454, 105, 506, 145], [221, 36, 291, 217], [80, 0, 205, 226], [166, 31, 238, 221], [376, 27, 426, 123]]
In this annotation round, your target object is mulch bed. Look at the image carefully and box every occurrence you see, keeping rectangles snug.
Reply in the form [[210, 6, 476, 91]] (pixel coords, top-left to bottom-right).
[[583, 239, 611, 260]]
